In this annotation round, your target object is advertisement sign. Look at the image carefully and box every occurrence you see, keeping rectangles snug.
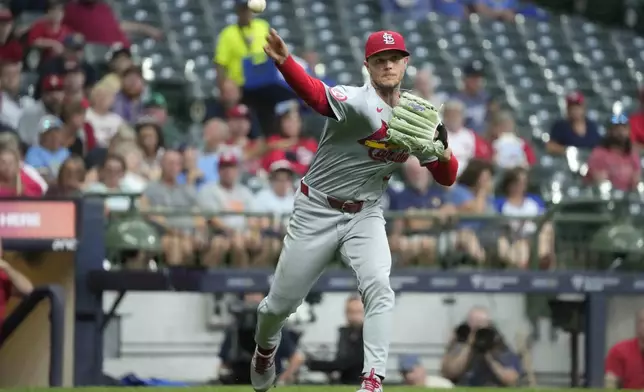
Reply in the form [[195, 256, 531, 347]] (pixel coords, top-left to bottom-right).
[[0, 201, 76, 240]]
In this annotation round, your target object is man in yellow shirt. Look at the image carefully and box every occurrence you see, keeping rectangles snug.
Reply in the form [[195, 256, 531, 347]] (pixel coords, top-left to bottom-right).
[[214, 0, 270, 87]]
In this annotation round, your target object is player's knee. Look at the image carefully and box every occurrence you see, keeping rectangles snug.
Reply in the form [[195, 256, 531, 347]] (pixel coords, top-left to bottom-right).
[[258, 294, 302, 318], [359, 274, 394, 307]]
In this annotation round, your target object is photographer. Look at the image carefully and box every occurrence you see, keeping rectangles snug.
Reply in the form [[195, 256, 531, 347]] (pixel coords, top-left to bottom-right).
[[306, 294, 364, 384], [441, 306, 522, 387], [218, 292, 304, 384]]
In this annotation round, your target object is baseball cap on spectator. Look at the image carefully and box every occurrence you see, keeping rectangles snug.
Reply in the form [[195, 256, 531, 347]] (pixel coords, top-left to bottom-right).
[[275, 100, 299, 117], [364, 30, 409, 60], [38, 115, 63, 135], [218, 151, 239, 167], [0, 8, 13, 22], [226, 104, 250, 119], [566, 91, 584, 106], [398, 354, 421, 373], [463, 60, 485, 77], [144, 93, 167, 109], [269, 159, 294, 175], [41, 74, 64, 92], [63, 34, 86, 51]]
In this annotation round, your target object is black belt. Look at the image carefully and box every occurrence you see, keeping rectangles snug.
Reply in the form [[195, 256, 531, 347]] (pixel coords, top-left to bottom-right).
[[300, 180, 364, 214]]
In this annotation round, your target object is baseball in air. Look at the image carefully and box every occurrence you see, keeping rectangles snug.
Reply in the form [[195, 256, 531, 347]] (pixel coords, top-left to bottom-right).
[[247, 0, 266, 13]]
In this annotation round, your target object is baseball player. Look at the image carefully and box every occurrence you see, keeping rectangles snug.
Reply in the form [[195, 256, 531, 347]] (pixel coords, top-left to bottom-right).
[[251, 28, 460, 392]]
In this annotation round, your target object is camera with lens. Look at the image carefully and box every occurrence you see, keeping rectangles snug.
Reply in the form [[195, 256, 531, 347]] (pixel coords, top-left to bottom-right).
[[219, 300, 261, 384], [454, 323, 500, 353]]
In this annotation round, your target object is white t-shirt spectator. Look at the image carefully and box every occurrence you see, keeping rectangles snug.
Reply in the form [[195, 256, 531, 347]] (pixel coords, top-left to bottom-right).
[[86, 108, 125, 147], [253, 187, 295, 226], [197, 182, 255, 231], [493, 133, 529, 169], [494, 195, 545, 235], [0, 93, 36, 130], [447, 127, 477, 176], [85, 181, 140, 211]]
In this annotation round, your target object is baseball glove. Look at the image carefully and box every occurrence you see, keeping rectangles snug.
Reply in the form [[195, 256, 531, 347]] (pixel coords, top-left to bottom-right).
[[384, 92, 446, 158]]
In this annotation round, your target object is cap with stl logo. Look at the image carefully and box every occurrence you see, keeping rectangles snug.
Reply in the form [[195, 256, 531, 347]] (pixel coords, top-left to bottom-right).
[[364, 30, 409, 60], [218, 151, 239, 167]]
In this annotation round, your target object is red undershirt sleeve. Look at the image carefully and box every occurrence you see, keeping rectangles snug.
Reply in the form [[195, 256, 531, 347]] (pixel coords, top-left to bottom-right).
[[424, 153, 459, 186], [275, 56, 333, 118]]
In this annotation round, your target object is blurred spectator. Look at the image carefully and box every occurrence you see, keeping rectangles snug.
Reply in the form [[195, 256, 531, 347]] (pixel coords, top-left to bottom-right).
[[60, 98, 95, 156], [214, 0, 270, 87], [143, 92, 183, 148], [0, 61, 36, 130], [494, 168, 553, 269], [604, 308, 644, 389], [135, 115, 164, 181], [432, 0, 471, 18], [224, 104, 264, 173], [446, 159, 496, 264], [85, 154, 137, 211], [587, 114, 640, 191], [197, 152, 256, 267], [63, 0, 161, 47], [62, 62, 87, 102], [380, 0, 432, 18], [0, 144, 44, 197], [111, 140, 147, 192], [262, 105, 318, 177], [486, 111, 536, 169], [218, 292, 304, 385], [411, 68, 448, 108], [18, 74, 65, 145], [452, 61, 489, 134], [472, 0, 517, 21], [0, 238, 34, 333], [0, 9, 24, 62], [24, 115, 70, 183], [204, 78, 263, 140], [38, 33, 98, 99], [546, 92, 601, 155], [441, 306, 522, 387], [9, 0, 48, 17], [628, 88, 644, 148], [112, 65, 144, 123], [198, 118, 230, 184], [140, 150, 207, 266], [26, 0, 71, 62], [0, 132, 47, 195], [86, 84, 125, 147], [45, 155, 85, 197], [177, 145, 205, 188], [251, 160, 296, 266], [388, 156, 455, 266], [442, 99, 491, 176], [98, 44, 133, 91], [307, 294, 364, 384], [399, 354, 454, 388]]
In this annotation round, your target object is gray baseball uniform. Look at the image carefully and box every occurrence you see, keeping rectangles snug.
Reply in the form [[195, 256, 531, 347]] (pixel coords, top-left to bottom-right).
[[255, 83, 436, 378]]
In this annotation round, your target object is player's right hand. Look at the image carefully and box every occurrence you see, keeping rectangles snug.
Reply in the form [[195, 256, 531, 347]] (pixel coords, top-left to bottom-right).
[[264, 28, 290, 65]]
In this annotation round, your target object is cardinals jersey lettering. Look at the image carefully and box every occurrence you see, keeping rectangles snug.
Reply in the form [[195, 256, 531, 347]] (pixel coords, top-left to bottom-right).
[[304, 83, 437, 201]]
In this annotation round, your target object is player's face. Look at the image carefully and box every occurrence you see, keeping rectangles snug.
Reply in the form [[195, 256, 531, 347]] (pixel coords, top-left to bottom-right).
[[365, 51, 408, 90]]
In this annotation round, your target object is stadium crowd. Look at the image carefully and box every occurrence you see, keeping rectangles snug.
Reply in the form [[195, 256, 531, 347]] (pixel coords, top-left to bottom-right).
[[0, 0, 641, 270]]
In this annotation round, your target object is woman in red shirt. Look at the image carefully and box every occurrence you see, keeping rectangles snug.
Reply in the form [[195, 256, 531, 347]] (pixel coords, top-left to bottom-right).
[[587, 114, 641, 191], [27, 0, 72, 61], [262, 105, 318, 177], [0, 145, 45, 197]]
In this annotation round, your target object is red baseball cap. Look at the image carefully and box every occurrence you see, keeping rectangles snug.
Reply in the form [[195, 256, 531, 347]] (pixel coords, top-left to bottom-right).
[[566, 91, 584, 106], [42, 74, 64, 92], [226, 104, 250, 119], [364, 30, 409, 60], [218, 151, 239, 167], [0, 9, 13, 22]]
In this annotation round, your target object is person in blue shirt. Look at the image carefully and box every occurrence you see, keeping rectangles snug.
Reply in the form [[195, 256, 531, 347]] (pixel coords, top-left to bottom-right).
[[472, 0, 517, 21], [546, 91, 601, 155], [445, 159, 496, 265], [197, 118, 229, 184], [387, 156, 456, 266], [24, 115, 70, 184], [432, 0, 473, 18], [452, 61, 490, 134]]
